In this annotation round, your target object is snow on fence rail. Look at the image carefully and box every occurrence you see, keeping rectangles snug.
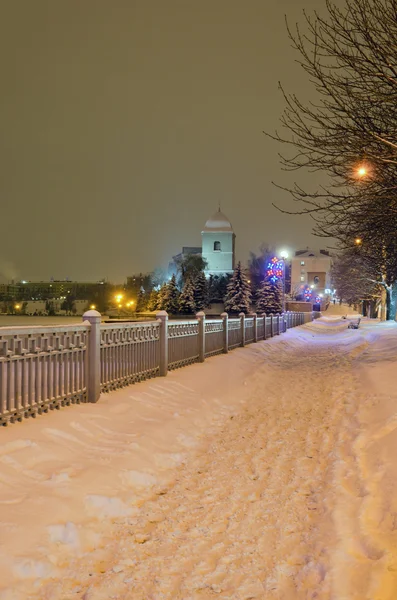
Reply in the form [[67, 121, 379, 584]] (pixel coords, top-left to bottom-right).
[[0, 310, 307, 426]]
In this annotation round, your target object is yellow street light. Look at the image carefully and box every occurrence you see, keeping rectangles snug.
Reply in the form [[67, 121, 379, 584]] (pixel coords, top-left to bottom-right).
[[115, 293, 124, 303], [355, 163, 371, 179], [15, 304, 20, 310], [90, 304, 96, 310], [355, 237, 362, 245]]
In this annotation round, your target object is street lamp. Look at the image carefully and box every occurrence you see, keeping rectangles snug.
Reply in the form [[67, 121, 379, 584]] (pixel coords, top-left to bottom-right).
[[279, 250, 289, 313]]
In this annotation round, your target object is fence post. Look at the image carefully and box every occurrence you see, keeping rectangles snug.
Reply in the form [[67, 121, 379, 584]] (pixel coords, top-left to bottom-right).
[[156, 311, 168, 376], [196, 311, 205, 362], [221, 312, 229, 353], [270, 314, 274, 337], [240, 313, 246, 347], [83, 310, 101, 403], [252, 313, 258, 342], [263, 313, 267, 340]]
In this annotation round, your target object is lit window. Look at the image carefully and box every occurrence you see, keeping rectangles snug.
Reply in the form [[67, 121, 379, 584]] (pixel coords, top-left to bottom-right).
[[300, 276, 305, 281], [300, 261, 305, 266], [214, 241, 221, 251]]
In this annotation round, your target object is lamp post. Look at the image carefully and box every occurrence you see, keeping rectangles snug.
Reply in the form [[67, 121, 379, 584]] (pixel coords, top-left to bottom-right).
[[280, 250, 289, 313]]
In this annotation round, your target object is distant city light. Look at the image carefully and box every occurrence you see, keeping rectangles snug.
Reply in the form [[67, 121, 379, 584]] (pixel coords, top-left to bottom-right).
[[90, 304, 96, 310], [355, 237, 362, 245]]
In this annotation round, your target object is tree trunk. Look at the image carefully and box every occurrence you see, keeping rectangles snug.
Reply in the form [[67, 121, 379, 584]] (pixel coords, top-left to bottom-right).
[[380, 286, 387, 321]]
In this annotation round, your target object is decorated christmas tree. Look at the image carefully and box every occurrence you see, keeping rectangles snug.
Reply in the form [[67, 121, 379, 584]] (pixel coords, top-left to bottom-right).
[[136, 288, 148, 313], [163, 275, 180, 314], [147, 289, 159, 312], [224, 262, 252, 314], [178, 278, 196, 314], [256, 278, 282, 314], [193, 271, 209, 311]]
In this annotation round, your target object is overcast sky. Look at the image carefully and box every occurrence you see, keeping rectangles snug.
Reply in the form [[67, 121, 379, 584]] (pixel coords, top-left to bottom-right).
[[0, 0, 340, 283]]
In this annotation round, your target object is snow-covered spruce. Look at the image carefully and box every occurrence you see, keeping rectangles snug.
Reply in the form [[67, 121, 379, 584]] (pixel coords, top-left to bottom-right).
[[193, 271, 209, 311], [256, 278, 282, 314], [224, 262, 252, 314], [178, 278, 196, 314], [163, 275, 180, 314]]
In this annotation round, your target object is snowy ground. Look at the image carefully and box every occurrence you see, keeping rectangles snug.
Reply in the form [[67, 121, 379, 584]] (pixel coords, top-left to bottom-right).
[[1, 315, 397, 599]]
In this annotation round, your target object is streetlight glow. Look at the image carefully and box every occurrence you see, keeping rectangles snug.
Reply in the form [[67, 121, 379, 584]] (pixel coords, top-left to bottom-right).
[[280, 250, 289, 259], [90, 304, 96, 310], [355, 237, 362, 245]]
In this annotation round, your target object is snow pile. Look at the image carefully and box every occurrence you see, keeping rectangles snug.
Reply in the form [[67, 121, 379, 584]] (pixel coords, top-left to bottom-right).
[[1, 317, 397, 598]]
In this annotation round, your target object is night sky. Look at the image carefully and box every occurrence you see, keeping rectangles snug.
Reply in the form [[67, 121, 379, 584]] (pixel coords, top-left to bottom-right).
[[1, 0, 334, 284]]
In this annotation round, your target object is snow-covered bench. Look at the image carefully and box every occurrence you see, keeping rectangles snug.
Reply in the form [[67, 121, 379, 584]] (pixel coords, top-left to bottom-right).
[[347, 318, 361, 329]]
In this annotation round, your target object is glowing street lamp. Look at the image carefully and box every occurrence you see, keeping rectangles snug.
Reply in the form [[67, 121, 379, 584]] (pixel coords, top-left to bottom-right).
[[90, 304, 96, 310], [355, 237, 362, 245], [15, 304, 20, 310]]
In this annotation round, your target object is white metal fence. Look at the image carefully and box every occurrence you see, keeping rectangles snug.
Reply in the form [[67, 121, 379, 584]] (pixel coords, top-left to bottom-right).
[[0, 310, 310, 426]]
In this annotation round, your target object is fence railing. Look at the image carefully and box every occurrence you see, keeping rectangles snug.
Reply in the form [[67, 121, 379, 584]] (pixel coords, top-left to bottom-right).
[[0, 310, 308, 425], [0, 324, 88, 425]]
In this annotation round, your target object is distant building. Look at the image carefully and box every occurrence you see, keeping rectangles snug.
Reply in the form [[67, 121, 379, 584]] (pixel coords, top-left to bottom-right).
[[169, 209, 236, 278], [202, 209, 235, 277], [291, 249, 333, 297], [0, 280, 109, 304]]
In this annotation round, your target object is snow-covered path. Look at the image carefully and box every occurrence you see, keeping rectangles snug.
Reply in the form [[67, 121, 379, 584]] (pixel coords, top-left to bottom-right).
[[2, 317, 397, 599]]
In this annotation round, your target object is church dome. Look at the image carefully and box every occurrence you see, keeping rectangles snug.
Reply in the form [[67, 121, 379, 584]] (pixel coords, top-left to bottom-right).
[[202, 209, 234, 232]]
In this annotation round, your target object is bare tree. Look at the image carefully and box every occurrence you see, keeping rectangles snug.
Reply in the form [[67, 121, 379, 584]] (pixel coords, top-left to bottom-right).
[[270, 0, 397, 318]]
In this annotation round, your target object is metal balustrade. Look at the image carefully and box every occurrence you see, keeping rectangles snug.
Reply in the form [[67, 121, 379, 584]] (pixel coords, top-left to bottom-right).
[[228, 318, 242, 349], [0, 325, 88, 425], [100, 322, 160, 391], [168, 321, 199, 370], [0, 310, 308, 426], [245, 318, 255, 344], [257, 317, 265, 340], [205, 320, 224, 357]]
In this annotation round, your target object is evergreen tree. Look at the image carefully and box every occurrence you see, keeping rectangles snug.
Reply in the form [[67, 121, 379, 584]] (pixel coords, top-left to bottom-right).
[[256, 278, 282, 314], [136, 288, 148, 313], [193, 271, 208, 311], [163, 275, 180, 314], [147, 289, 159, 312], [224, 262, 252, 314], [178, 278, 196, 314], [156, 284, 168, 310]]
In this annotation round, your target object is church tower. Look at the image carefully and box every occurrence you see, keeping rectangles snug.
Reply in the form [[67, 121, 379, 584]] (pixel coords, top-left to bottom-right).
[[201, 209, 235, 277]]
